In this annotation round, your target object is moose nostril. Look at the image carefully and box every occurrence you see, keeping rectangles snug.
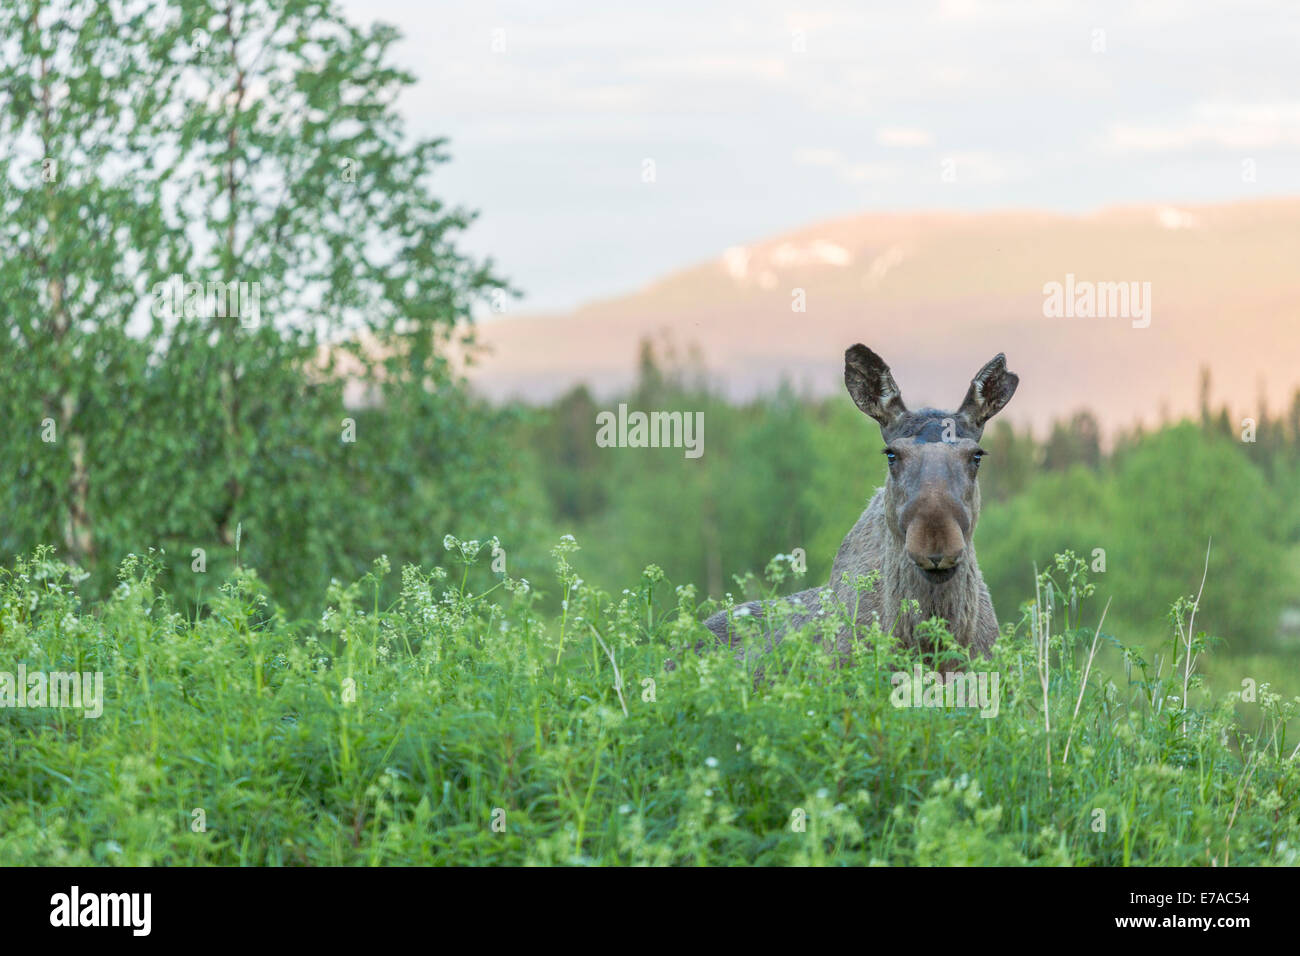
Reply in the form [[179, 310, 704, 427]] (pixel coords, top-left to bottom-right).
[[927, 554, 944, 568]]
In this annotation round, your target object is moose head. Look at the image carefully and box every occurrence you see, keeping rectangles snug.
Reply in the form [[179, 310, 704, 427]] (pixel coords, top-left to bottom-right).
[[844, 345, 1019, 582]]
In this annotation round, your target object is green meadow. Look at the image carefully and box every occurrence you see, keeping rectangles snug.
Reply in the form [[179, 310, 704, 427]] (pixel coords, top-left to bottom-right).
[[1, 543, 1295, 865]]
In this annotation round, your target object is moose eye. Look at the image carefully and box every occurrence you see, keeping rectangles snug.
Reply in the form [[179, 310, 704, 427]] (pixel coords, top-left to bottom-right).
[[971, 450, 986, 468], [883, 448, 898, 465]]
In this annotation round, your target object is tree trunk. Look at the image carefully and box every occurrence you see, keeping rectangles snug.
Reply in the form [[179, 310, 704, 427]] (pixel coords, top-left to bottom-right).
[[61, 393, 94, 562]]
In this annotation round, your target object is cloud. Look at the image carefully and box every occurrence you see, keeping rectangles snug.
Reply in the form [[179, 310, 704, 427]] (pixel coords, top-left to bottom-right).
[[1104, 101, 1300, 152], [875, 127, 935, 148], [930, 0, 1073, 24], [844, 162, 903, 183], [792, 147, 846, 167], [939, 150, 1028, 184], [622, 55, 788, 81], [793, 147, 902, 184]]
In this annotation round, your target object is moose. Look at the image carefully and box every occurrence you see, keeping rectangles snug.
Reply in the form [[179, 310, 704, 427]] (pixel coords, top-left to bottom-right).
[[703, 345, 1019, 666]]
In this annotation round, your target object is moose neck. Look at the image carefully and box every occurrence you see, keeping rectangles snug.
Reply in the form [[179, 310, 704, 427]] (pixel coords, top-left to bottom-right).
[[880, 541, 983, 652]]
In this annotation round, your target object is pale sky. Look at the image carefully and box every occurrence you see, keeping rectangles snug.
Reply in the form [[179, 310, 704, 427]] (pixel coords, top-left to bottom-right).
[[337, 0, 1300, 313]]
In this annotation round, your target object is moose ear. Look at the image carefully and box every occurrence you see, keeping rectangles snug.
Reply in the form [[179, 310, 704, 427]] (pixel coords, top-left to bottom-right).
[[844, 345, 907, 430], [956, 353, 1019, 433]]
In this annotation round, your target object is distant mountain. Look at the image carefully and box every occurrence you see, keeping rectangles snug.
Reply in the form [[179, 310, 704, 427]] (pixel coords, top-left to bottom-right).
[[463, 198, 1300, 435]]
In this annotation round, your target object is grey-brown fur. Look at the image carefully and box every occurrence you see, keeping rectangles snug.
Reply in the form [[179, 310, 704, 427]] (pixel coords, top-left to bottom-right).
[[703, 345, 1019, 667]]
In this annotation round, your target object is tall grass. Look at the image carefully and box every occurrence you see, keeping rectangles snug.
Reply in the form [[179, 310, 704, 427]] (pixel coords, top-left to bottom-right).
[[0, 543, 1296, 865]]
